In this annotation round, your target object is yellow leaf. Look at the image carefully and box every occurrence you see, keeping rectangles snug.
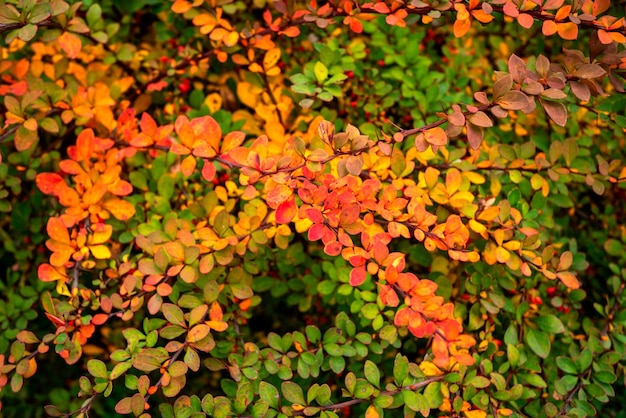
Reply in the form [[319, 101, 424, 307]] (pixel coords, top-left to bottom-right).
[[89, 245, 111, 260], [465, 410, 487, 418], [263, 48, 281, 70], [204, 93, 222, 113], [419, 361, 443, 376], [365, 405, 380, 418]]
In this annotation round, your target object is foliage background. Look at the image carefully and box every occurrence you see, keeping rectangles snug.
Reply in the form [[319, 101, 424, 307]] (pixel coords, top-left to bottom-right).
[[1, 0, 626, 417]]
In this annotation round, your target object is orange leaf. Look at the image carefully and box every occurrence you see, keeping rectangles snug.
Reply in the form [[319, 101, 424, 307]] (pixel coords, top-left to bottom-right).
[[542, 20, 557, 36], [187, 324, 210, 343], [172, 0, 193, 14], [140, 112, 157, 136], [58, 32, 82, 59], [108, 180, 133, 196], [557, 22, 578, 40], [181, 155, 197, 177], [517, 13, 534, 29], [47, 217, 70, 244], [74, 129, 95, 162], [349, 18, 363, 33], [164, 242, 185, 262], [38, 263, 68, 282], [220, 131, 246, 153], [36, 173, 65, 195], [453, 18, 471, 38], [209, 301, 223, 321], [103, 198, 136, 221], [280, 26, 300, 37], [556, 271, 580, 289], [424, 127, 448, 146]]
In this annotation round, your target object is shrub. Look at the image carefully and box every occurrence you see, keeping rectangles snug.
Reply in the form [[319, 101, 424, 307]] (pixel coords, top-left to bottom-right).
[[1, 0, 626, 417]]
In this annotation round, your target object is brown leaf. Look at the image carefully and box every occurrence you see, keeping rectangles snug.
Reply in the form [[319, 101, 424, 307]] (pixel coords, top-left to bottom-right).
[[572, 63, 606, 79], [497, 91, 530, 110], [508, 54, 527, 83], [493, 74, 513, 100], [466, 122, 484, 150], [469, 111, 493, 127], [535, 55, 550, 78], [539, 98, 567, 127]]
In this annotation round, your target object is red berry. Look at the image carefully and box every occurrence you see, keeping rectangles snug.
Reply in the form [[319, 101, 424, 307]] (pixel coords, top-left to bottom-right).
[[546, 287, 557, 297], [344, 70, 354, 78], [461, 293, 471, 301], [377, 59, 385, 67], [350, 101, 357, 108], [159, 56, 169, 63], [533, 296, 543, 305]]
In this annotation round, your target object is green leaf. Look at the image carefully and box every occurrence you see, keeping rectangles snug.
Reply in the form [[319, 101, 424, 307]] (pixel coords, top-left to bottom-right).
[[87, 359, 108, 379], [353, 379, 374, 399], [162, 303, 186, 327], [364, 360, 380, 388], [345, 372, 356, 395], [520, 372, 547, 388], [578, 348, 593, 371], [132, 348, 168, 372], [507, 344, 519, 367], [394, 354, 408, 385], [534, 315, 565, 334], [468, 376, 490, 388], [329, 356, 345, 374], [110, 361, 132, 380], [556, 357, 578, 374], [259, 382, 279, 409], [317, 91, 333, 102], [281, 381, 305, 405], [525, 328, 550, 359], [214, 209, 230, 236], [604, 239, 623, 256], [423, 382, 443, 408], [594, 371, 616, 384], [157, 175, 175, 199], [18, 24, 37, 42]]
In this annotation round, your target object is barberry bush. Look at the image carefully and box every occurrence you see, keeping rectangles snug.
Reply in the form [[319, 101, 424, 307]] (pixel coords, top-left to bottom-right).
[[1, 0, 626, 416]]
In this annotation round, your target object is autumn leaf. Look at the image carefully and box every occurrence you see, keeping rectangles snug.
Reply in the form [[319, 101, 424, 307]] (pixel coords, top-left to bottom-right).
[[58, 32, 82, 58]]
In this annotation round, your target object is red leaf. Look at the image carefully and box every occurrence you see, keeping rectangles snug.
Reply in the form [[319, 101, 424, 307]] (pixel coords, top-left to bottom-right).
[[324, 240, 342, 256], [349, 265, 367, 286], [276, 196, 296, 224], [308, 223, 326, 241], [202, 160, 216, 182]]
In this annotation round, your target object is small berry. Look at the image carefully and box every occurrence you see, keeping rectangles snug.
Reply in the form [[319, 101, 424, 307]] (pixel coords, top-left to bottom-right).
[[377, 59, 385, 67], [546, 287, 557, 297], [344, 70, 354, 78]]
